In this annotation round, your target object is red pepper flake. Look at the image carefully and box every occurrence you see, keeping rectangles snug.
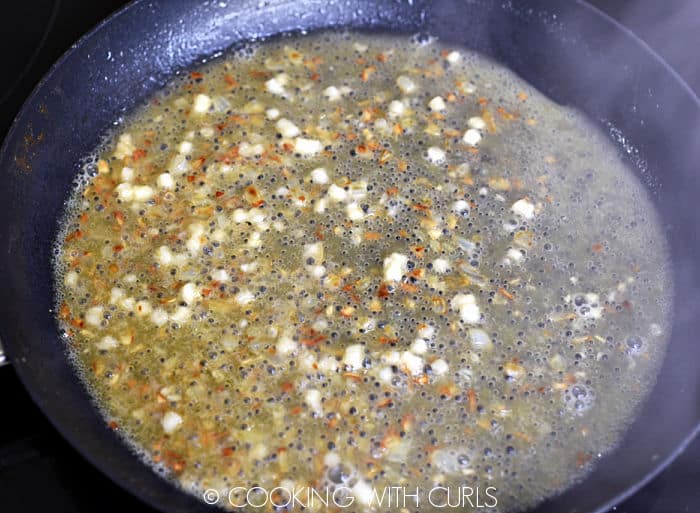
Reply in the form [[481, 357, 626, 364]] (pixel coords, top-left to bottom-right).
[[221, 447, 234, 457], [190, 71, 204, 80], [498, 287, 515, 301], [214, 190, 225, 198], [224, 74, 238, 87], [467, 388, 478, 414], [342, 372, 363, 383], [377, 283, 392, 298], [576, 451, 592, 467], [280, 382, 295, 393], [113, 244, 124, 253], [377, 398, 394, 408], [186, 175, 196, 183], [360, 65, 377, 82], [108, 421, 119, 430], [64, 229, 83, 242], [131, 148, 147, 161], [314, 225, 325, 241], [59, 303, 71, 320], [248, 69, 270, 79]]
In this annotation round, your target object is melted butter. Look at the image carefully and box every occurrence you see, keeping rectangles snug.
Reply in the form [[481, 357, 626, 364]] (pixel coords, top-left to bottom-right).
[[54, 32, 671, 512]]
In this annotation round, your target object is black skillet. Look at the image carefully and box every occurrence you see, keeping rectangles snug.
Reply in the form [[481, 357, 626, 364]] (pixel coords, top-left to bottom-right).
[[0, 1, 698, 512]]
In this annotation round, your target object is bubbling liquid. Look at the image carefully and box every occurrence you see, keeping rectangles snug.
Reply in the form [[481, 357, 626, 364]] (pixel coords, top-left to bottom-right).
[[54, 32, 671, 512]]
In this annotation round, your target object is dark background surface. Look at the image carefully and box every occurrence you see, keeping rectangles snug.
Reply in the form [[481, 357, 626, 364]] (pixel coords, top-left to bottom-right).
[[0, 1, 698, 512]]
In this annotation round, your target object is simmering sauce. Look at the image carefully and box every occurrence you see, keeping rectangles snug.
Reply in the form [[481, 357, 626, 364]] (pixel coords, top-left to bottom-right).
[[54, 32, 671, 512]]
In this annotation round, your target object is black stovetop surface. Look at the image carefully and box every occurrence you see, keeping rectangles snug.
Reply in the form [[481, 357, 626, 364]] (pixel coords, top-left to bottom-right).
[[0, 1, 698, 512]]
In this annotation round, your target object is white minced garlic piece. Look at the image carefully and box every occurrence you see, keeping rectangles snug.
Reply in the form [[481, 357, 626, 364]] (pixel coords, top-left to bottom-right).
[[212, 269, 229, 281], [247, 231, 262, 248], [232, 208, 249, 223], [120, 297, 135, 311], [304, 389, 323, 415], [396, 75, 417, 94], [114, 183, 134, 201], [235, 289, 255, 305], [239, 142, 264, 157], [428, 96, 447, 111], [151, 308, 168, 326], [432, 258, 450, 274], [132, 185, 154, 202], [180, 282, 199, 304], [303, 242, 324, 263], [240, 262, 257, 273], [120, 166, 134, 182], [431, 358, 449, 376], [323, 85, 341, 101], [463, 128, 482, 146], [388, 100, 405, 118], [343, 344, 365, 370], [383, 252, 409, 282], [157, 172, 175, 190], [276, 118, 300, 138], [85, 306, 103, 327], [161, 411, 183, 434], [445, 50, 461, 63], [411, 338, 428, 355], [109, 287, 125, 304], [96, 336, 118, 351], [192, 94, 212, 114], [186, 223, 205, 254], [266, 107, 280, 120], [426, 146, 446, 165], [469, 328, 492, 350], [64, 271, 79, 289], [467, 116, 486, 130], [318, 356, 339, 373], [346, 202, 365, 221], [114, 133, 134, 159], [310, 167, 329, 184], [328, 183, 348, 202], [277, 336, 298, 356], [265, 73, 288, 96], [418, 324, 436, 340], [507, 248, 524, 262], [170, 306, 191, 324], [352, 480, 374, 507], [155, 245, 174, 266], [294, 137, 323, 155], [401, 351, 424, 376], [314, 197, 328, 214], [452, 293, 481, 324], [511, 198, 536, 219], [452, 199, 470, 214], [178, 140, 193, 155], [379, 366, 393, 383]]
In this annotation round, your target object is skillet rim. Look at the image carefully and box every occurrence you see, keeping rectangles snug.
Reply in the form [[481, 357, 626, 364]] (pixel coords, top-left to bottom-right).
[[0, 1, 698, 512]]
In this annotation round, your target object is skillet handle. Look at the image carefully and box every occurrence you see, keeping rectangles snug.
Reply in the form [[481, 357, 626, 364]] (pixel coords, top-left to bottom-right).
[[0, 337, 7, 367]]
